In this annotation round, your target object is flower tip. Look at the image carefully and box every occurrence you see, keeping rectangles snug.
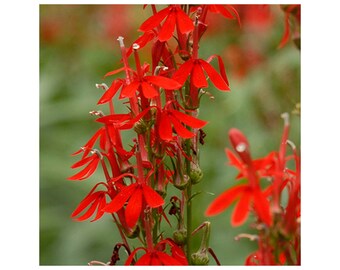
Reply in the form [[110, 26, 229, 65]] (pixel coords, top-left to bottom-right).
[[281, 112, 290, 126]]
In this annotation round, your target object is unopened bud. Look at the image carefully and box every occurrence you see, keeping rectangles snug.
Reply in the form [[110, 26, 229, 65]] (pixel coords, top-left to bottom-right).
[[133, 119, 147, 134], [189, 163, 203, 184], [173, 229, 187, 246], [174, 174, 189, 190], [125, 225, 140, 239], [191, 250, 209, 265]]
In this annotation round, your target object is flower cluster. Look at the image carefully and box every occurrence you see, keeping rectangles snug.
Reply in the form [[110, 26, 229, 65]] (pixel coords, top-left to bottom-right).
[[206, 113, 300, 265], [69, 4, 238, 265], [68, 4, 300, 265]]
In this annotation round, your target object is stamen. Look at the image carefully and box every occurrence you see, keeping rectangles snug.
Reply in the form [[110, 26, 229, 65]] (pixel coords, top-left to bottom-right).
[[132, 43, 140, 50], [234, 233, 258, 241], [89, 110, 104, 117], [286, 139, 296, 150], [95, 83, 108, 91], [236, 143, 247, 153], [90, 149, 103, 160], [117, 36, 125, 48], [281, 112, 290, 126]]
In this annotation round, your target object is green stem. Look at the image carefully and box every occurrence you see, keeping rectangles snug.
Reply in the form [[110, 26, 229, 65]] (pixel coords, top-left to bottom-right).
[[185, 138, 192, 264]]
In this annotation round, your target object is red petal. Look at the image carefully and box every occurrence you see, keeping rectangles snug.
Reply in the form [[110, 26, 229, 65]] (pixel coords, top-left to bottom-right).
[[169, 109, 208, 128], [278, 9, 291, 49], [91, 194, 106, 222], [176, 7, 194, 34], [231, 188, 251, 226], [205, 185, 246, 216], [96, 113, 131, 125], [157, 251, 182, 265], [68, 156, 100, 180], [139, 6, 170, 32], [127, 31, 156, 58], [71, 191, 101, 218], [199, 60, 230, 91], [145, 75, 181, 90], [103, 183, 137, 213], [71, 155, 96, 169], [75, 196, 101, 221], [142, 184, 164, 208], [191, 62, 208, 88], [225, 5, 241, 26], [97, 80, 123, 104], [71, 128, 104, 157], [120, 81, 140, 98], [141, 81, 159, 99], [125, 247, 146, 266], [215, 5, 233, 18], [172, 59, 194, 85], [135, 253, 153, 265], [103, 67, 127, 78], [169, 115, 194, 139], [206, 54, 230, 86], [158, 112, 173, 141], [253, 188, 272, 226], [158, 11, 176, 42], [125, 187, 143, 228]]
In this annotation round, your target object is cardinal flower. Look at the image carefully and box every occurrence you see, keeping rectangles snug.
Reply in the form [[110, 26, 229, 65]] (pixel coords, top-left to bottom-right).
[[68, 150, 101, 181], [157, 105, 208, 141], [206, 184, 271, 226], [125, 239, 188, 265], [173, 57, 230, 91], [103, 174, 164, 228], [139, 5, 194, 42], [71, 182, 109, 222]]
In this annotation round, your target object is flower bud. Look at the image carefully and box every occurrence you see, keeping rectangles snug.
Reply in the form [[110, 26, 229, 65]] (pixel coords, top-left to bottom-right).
[[125, 225, 140, 239], [174, 174, 189, 190], [191, 250, 209, 265], [133, 119, 147, 134], [189, 163, 203, 184], [173, 228, 187, 246]]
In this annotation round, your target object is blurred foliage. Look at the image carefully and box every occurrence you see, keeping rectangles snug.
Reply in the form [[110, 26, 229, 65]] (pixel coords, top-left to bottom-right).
[[40, 4, 300, 265]]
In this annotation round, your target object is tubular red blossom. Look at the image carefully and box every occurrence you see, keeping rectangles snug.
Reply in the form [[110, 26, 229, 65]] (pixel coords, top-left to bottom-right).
[[103, 183, 164, 228], [68, 153, 101, 181], [157, 107, 208, 141], [173, 58, 230, 91], [139, 5, 194, 42]]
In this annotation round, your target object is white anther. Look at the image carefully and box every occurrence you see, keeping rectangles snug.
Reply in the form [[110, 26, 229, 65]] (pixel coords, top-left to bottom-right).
[[236, 143, 247, 152]]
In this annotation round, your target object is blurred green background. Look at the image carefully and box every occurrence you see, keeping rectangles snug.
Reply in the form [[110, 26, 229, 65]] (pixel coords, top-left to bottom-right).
[[40, 4, 300, 265]]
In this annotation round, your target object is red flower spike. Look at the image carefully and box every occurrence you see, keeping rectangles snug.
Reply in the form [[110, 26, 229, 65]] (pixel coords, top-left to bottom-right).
[[173, 59, 230, 91], [139, 5, 194, 42], [231, 188, 251, 226]]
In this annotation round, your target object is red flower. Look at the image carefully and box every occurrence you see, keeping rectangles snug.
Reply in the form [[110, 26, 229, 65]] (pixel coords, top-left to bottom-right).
[[125, 239, 188, 265], [139, 5, 194, 42], [103, 174, 164, 228], [157, 104, 208, 141], [173, 57, 230, 91], [206, 184, 271, 226], [207, 5, 241, 25], [68, 151, 101, 181], [71, 182, 108, 222], [205, 128, 272, 226], [121, 74, 181, 99]]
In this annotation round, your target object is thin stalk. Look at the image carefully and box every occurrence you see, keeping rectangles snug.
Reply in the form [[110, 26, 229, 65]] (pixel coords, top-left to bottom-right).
[[185, 138, 193, 263]]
